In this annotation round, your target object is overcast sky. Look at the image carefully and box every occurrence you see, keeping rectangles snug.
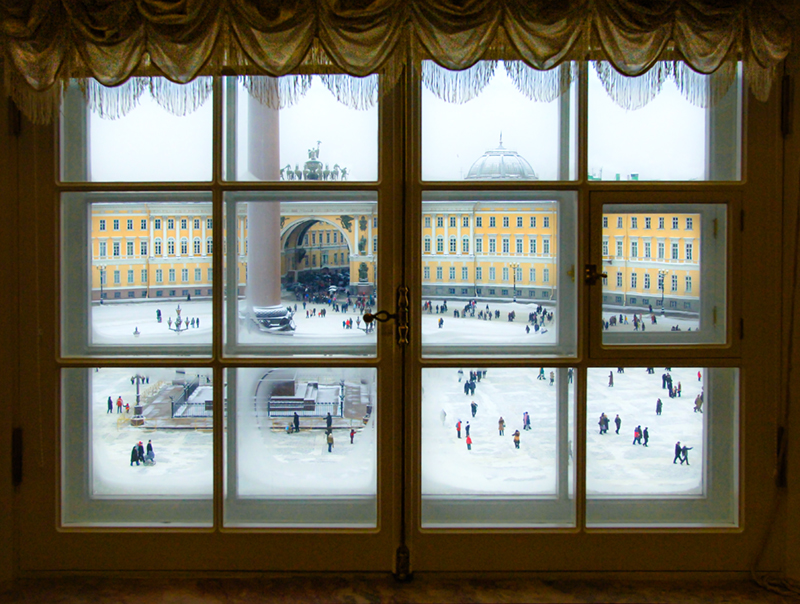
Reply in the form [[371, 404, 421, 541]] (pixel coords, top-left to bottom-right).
[[88, 65, 709, 183]]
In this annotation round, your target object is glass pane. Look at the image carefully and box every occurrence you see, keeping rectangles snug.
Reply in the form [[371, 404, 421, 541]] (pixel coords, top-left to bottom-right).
[[421, 192, 577, 357], [586, 367, 739, 527], [224, 76, 378, 181], [421, 367, 575, 527], [601, 204, 726, 346], [224, 192, 377, 357], [588, 62, 741, 181], [62, 368, 213, 526], [224, 367, 377, 527], [60, 80, 213, 182], [61, 193, 213, 357], [421, 62, 577, 181]]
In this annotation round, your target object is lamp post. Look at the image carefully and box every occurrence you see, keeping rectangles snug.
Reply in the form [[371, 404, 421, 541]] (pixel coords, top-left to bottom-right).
[[130, 372, 147, 426], [97, 264, 106, 304], [658, 269, 668, 315], [510, 262, 520, 302]]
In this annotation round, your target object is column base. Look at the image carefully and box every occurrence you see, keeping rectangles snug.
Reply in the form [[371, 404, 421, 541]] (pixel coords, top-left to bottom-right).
[[250, 305, 296, 333]]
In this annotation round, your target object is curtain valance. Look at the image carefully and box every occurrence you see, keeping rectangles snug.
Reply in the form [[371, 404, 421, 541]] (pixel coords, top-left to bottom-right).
[[0, 0, 792, 123]]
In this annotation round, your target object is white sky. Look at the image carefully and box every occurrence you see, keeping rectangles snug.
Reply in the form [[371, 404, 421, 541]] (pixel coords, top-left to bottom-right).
[[87, 67, 712, 183]]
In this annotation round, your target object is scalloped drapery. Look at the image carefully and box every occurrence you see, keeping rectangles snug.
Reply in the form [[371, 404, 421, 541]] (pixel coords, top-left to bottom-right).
[[0, 0, 792, 123]]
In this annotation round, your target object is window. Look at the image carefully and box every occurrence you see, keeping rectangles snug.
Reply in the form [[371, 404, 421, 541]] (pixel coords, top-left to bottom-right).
[[476, 217, 482, 227], [207, 268, 212, 281], [602, 239, 608, 257], [168, 218, 174, 229], [154, 239, 162, 255], [194, 238, 201, 254], [141, 269, 147, 282], [449, 237, 456, 253], [424, 237, 431, 253], [436, 267, 443, 280], [644, 273, 650, 289], [671, 242, 679, 259], [373, 217, 378, 228], [476, 267, 482, 280], [127, 219, 133, 230], [686, 217, 693, 229], [206, 239, 213, 255], [616, 217, 622, 228], [515, 238, 523, 254], [207, 218, 212, 229], [194, 218, 200, 229], [462, 267, 468, 280], [437, 237, 444, 253], [437, 216, 443, 227], [489, 217, 496, 227], [124, 241, 132, 256], [127, 270, 134, 284], [154, 218, 161, 229], [671, 274, 678, 291], [658, 242, 665, 259], [168, 269, 176, 282], [113, 219, 119, 230], [616, 272, 623, 287], [489, 267, 496, 280], [543, 268, 550, 283], [424, 216, 431, 227], [631, 217, 637, 229], [112, 242, 120, 257], [449, 216, 456, 227], [645, 217, 651, 229], [659, 217, 665, 229], [99, 219, 106, 231], [462, 216, 469, 227], [602, 216, 608, 228], [181, 218, 187, 229], [529, 268, 536, 282], [181, 268, 189, 282], [616, 240, 623, 257], [113, 270, 120, 284], [644, 242, 651, 258], [543, 217, 550, 228], [168, 239, 175, 255], [462, 238, 469, 254], [449, 267, 456, 279], [686, 242, 693, 261], [631, 272, 637, 288], [502, 237, 509, 253], [685, 275, 693, 292], [502, 267, 509, 281], [543, 238, 550, 255], [99, 241, 106, 257], [373, 237, 377, 253], [140, 241, 148, 256], [530, 216, 536, 228], [475, 238, 483, 254], [516, 217, 523, 228], [672, 217, 679, 229], [631, 241, 638, 258], [423, 266, 430, 279], [530, 238, 537, 254], [503, 217, 509, 227], [489, 237, 496, 253]]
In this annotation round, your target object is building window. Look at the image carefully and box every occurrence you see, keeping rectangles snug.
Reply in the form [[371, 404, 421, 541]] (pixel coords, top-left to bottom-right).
[[685, 243, 693, 261], [140, 241, 148, 256], [168, 218, 174, 229], [424, 237, 431, 253], [672, 217, 679, 229], [671, 274, 678, 291], [207, 239, 213, 255], [476, 216, 482, 227], [462, 267, 468, 280], [616, 240, 623, 257], [113, 270, 120, 284], [631, 272, 637, 288], [194, 269, 202, 281], [207, 218, 212, 229], [423, 266, 430, 279], [644, 273, 651, 289], [424, 216, 431, 228], [449, 267, 456, 280], [658, 242, 665, 259], [373, 217, 378, 228], [169, 269, 176, 282], [686, 217, 693, 230], [449, 216, 456, 228], [141, 269, 147, 282], [99, 219, 106, 231], [659, 217, 665, 229], [112, 242, 120, 257], [476, 238, 483, 254], [543, 268, 550, 283], [207, 268, 213, 281], [530, 238, 537, 254], [373, 237, 377, 253], [437, 237, 444, 253], [125, 219, 132, 230], [543, 216, 550, 228], [180, 219, 187, 229], [489, 217, 496, 227], [489, 237, 496, 253], [437, 216, 443, 227], [616, 216, 623, 228], [168, 239, 175, 255], [602, 216, 608, 228], [154, 218, 161, 230], [193, 238, 201, 254], [126, 241, 134, 256], [515, 238, 523, 254], [631, 217, 638, 229], [602, 239, 608, 256], [463, 216, 469, 227], [99, 242, 107, 257], [644, 241, 651, 258], [543, 238, 550, 255], [489, 267, 496, 280], [502, 267, 509, 281], [617, 272, 623, 287], [516, 216, 523, 228], [436, 267, 443, 280], [113, 219, 119, 230], [462, 238, 469, 254], [181, 269, 189, 282], [503, 216, 509, 227], [502, 237, 509, 253], [127, 270, 134, 284], [155, 239, 162, 255], [671, 242, 679, 259], [449, 237, 456, 253], [685, 276, 693, 292], [645, 217, 651, 229], [476, 267, 482, 280], [530, 216, 536, 228], [631, 241, 638, 258]]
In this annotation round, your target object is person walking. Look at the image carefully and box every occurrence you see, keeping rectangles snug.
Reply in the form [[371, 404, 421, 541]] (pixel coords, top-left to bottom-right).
[[614, 414, 621, 434], [293, 412, 300, 433], [116, 396, 123, 414], [326, 412, 333, 431], [466, 435, 473, 450], [130, 444, 140, 466], [673, 441, 683, 464], [327, 431, 334, 453], [513, 430, 521, 449], [470, 401, 478, 417], [137, 441, 145, 464], [656, 398, 663, 415], [107, 396, 113, 413], [694, 394, 704, 413], [549, 371, 555, 386], [456, 420, 462, 439], [458, 368, 464, 382], [350, 429, 356, 444], [632, 426, 642, 445], [498, 417, 505, 436], [643, 427, 650, 446], [146, 440, 154, 456], [608, 371, 614, 387], [680, 445, 693, 465]]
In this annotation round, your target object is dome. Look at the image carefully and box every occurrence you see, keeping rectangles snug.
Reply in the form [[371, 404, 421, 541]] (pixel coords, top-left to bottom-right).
[[465, 136, 538, 180]]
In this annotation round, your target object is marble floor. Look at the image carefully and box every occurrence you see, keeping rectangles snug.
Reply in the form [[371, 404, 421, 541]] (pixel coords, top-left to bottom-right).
[[0, 575, 793, 603]]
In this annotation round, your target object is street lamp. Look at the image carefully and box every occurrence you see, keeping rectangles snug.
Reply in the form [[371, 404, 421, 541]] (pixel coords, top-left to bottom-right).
[[97, 264, 106, 304], [130, 372, 147, 426], [509, 262, 520, 302], [658, 269, 669, 315]]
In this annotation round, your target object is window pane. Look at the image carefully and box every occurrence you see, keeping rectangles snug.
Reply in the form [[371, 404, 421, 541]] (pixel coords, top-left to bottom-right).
[[61, 368, 213, 526], [421, 62, 577, 181], [586, 367, 738, 527], [224, 367, 377, 527], [421, 367, 575, 527], [601, 205, 726, 346], [588, 62, 741, 181], [61, 80, 213, 182], [224, 76, 378, 182], [61, 194, 213, 357], [224, 192, 377, 357], [421, 192, 577, 357]]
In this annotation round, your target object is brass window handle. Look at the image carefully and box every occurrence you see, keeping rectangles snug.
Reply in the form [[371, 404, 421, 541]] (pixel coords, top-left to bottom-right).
[[363, 286, 410, 345], [584, 264, 608, 285]]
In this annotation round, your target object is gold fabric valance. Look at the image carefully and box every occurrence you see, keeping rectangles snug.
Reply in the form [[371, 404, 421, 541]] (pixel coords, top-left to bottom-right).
[[0, 0, 792, 123]]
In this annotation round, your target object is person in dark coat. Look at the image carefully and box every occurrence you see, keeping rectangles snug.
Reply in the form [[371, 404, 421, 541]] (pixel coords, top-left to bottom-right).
[[137, 441, 145, 464], [326, 412, 332, 430], [608, 372, 614, 387], [293, 412, 300, 433], [107, 396, 113, 413], [146, 440, 154, 455], [680, 445, 693, 465], [632, 426, 642, 445], [465, 421, 470, 437], [130, 445, 140, 466], [614, 414, 621, 434], [643, 427, 649, 446], [470, 401, 478, 417], [350, 429, 356, 444], [656, 398, 663, 415], [673, 441, 683, 464]]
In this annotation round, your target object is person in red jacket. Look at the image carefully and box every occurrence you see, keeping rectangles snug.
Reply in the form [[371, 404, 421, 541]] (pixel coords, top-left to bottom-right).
[[350, 429, 356, 444], [456, 420, 462, 439], [466, 435, 472, 450]]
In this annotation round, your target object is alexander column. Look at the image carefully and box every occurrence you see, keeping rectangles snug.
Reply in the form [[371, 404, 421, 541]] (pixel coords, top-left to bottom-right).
[[245, 94, 295, 332]]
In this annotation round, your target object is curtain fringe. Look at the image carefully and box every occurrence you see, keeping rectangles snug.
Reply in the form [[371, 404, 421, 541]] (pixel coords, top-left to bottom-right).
[[421, 60, 497, 105], [503, 61, 576, 103], [242, 75, 313, 110]]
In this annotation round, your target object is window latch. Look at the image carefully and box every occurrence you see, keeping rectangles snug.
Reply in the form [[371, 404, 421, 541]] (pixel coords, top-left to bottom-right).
[[363, 286, 410, 345], [584, 264, 607, 285]]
